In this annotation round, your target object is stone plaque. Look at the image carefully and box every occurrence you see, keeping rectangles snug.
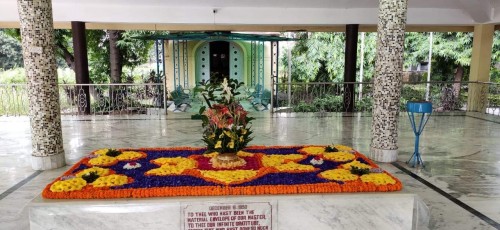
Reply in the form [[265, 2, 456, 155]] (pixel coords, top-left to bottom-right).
[[182, 202, 272, 230]]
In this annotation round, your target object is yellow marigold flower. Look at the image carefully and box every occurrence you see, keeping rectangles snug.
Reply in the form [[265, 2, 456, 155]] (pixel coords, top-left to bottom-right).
[[92, 175, 129, 187], [93, 149, 109, 155], [342, 160, 372, 170], [239, 136, 244, 142], [334, 145, 353, 152], [261, 154, 304, 167], [88, 155, 116, 166], [237, 151, 254, 157], [75, 167, 110, 178], [241, 129, 247, 135], [209, 133, 215, 139], [147, 157, 197, 176], [199, 170, 258, 185], [360, 173, 396, 185], [300, 146, 326, 155], [323, 152, 355, 162], [319, 169, 359, 182], [215, 141, 222, 149], [274, 162, 316, 172], [116, 151, 144, 161], [203, 151, 219, 158], [227, 141, 234, 149], [50, 178, 87, 192]]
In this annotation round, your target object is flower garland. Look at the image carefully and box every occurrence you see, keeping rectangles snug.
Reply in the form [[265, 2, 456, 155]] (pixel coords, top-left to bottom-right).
[[42, 145, 403, 199]]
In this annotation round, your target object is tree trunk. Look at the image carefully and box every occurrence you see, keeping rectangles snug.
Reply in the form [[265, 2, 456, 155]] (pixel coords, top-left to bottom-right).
[[56, 42, 75, 70], [440, 65, 464, 111], [453, 65, 463, 99], [107, 30, 123, 110], [108, 30, 122, 84]]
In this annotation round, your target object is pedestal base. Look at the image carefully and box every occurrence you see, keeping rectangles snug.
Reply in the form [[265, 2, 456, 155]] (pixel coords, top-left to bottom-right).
[[369, 147, 398, 163], [31, 153, 65, 170], [29, 193, 429, 230]]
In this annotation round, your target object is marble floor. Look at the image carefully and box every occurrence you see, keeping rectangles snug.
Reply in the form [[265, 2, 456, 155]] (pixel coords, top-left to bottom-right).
[[0, 113, 499, 229]]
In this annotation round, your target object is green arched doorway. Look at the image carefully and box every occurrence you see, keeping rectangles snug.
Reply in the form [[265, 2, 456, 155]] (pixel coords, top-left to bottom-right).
[[195, 41, 244, 84]]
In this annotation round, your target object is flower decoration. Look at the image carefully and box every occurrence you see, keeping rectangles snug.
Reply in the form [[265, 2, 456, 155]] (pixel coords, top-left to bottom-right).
[[360, 173, 397, 185], [87, 149, 147, 167], [123, 162, 141, 170], [342, 160, 372, 170], [319, 169, 359, 182], [197, 78, 254, 168], [323, 152, 355, 162], [43, 145, 403, 199], [49, 166, 131, 193], [310, 156, 324, 165]]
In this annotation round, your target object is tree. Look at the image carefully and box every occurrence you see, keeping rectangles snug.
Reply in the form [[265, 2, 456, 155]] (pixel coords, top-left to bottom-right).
[[0, 30, 23, 70], [282, 32, 346, 83], [404, 32, 475, 109], [3, 28, 154, 84]]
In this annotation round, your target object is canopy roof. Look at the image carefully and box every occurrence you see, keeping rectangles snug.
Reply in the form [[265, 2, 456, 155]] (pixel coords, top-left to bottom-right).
[[137, 32, 296, 41], [1, 0, 499, 31]]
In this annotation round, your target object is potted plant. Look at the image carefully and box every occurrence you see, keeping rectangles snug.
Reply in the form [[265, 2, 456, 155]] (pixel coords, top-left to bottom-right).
[[198, 78, 254, 168]]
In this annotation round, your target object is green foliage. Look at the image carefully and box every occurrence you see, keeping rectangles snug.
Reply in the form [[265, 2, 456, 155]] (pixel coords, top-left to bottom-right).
[[105, 149, 122, 157], [197, 78, 245, 108], [81, 172, 100, 183], [0, 30, 23, 70], [350, 166, 370, 176], [325, 145, 339, 152], [0, 68, 26, 83], [281, 32, 377, 83]]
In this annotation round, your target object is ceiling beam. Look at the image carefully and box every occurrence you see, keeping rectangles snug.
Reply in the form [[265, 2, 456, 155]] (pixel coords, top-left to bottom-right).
[[456, 0, 492, 23], [0, 21, 477, 32]]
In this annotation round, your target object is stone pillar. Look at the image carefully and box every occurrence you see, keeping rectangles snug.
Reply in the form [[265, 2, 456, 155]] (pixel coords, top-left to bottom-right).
[[370, 0, 408, 162], [17, 0, 66, 170], [343, 24, 359, 112], [72, 21, 91, 115], [467, 24, 494, 113]]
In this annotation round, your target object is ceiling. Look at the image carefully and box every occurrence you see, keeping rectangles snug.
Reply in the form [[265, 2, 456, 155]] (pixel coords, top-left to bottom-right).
[[0, 0, 499, 30]]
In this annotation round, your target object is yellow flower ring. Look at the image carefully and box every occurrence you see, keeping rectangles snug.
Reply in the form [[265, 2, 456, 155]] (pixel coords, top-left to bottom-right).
[[318, 169, 359, 182], [185, 168, 273, 185], [146, 157, 197, 176], [86, 149, 147, 167], [298, 146, 326, 156], [323, 152, 356, 162], [360, 173, 397, 186], [49, 178, 87, 192], [75, 167, 113, 178], [261, 154, 316, 173], [92, 174, 132, 188], [341, 160, 372, 170]]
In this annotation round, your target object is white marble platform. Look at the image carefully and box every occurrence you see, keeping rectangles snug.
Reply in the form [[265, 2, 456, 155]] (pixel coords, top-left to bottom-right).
[[29, 193, 428, 230]]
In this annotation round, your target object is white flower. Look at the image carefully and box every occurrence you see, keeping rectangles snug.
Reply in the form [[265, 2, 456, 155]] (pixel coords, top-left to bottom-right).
[[123, 162, 141, 170], [221, 78, 232, 103], [310, 158, 324, 165]]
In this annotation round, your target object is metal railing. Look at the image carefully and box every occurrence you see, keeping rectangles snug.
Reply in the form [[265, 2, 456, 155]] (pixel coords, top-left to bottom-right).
[[273, 81, 500, 116], [1, 81, 499, 117], [0, 83, 165, 116]]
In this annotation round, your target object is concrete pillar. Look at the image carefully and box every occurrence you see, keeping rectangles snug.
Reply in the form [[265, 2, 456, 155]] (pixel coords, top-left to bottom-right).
[[17, 0, 66, 170], [343, 24, 359, 112], [467, 24, 494, 113], [71, 21, 91, 115], [370, 0, 408, 162]]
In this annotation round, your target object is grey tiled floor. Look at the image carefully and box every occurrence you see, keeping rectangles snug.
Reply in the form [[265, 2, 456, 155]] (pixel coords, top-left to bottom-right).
[[0, 113, 499, 229]]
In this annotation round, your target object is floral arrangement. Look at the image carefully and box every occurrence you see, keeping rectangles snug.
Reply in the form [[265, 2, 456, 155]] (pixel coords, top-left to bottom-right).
[[197, 78, 254, 168], [42, 145, 403, 199]]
